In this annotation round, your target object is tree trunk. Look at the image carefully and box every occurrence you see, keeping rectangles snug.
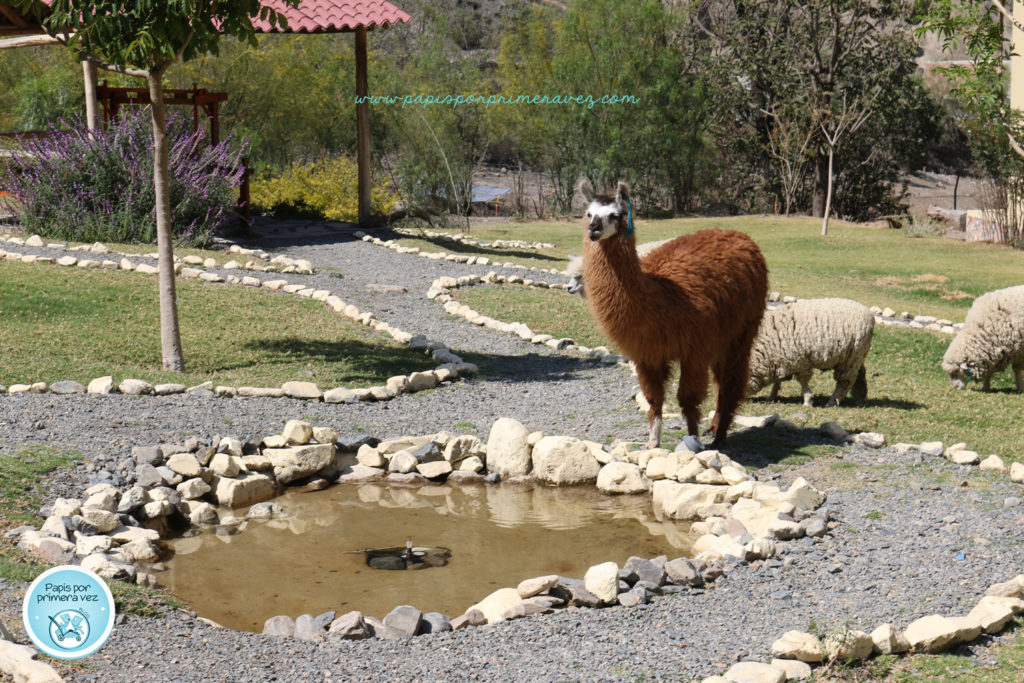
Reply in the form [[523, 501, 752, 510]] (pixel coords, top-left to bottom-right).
[[821, 145, 834, 236], [812, 153, 828, 218], [147, 70, 185, 372]]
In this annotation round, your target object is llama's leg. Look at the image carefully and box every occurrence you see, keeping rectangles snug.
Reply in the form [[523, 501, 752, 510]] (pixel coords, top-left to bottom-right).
[[676, 365, 709, 438], [767, 381, 780, 401], [636, 362, 670, 449], [710, 335, 758, 447]]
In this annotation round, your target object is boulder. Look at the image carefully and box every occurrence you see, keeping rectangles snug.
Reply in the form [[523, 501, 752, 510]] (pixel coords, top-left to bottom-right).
[[486, 418, 532, 478], [516, 575, 559, 598], [213, 473, 276, 508], [870, 623, 910, 655], [262, 615, 295, 637], [583, 561, 619, 604], [281, 381, 322, 400], [770, 630, 824, 662], [903, 614, 969, 653], [383, 605, 423, 636], [166, 453, 202, 478], [531, 436, 601, 485], [118, 378, 154, 395], [328, 611, 373, 640], [468, 588, 525, 625], [722, 662, 786, 683], [652, 481, 730, 520], [87, 376, 114, 394], [596, 462, 649, 494], [264, 444, 335, 484], [282, 420, 313, 445], [824, 629, 874, 661]]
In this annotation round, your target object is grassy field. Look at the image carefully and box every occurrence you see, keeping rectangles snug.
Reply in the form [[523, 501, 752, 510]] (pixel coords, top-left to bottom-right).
[[438, 216, 1024, 462], [0, 260, 439, 388], [399, 215, 1024, 322]]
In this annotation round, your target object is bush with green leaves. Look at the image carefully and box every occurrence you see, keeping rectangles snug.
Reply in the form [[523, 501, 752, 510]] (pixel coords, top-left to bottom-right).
[[249, 156, 397, 222], [0, 110, 245, 246]]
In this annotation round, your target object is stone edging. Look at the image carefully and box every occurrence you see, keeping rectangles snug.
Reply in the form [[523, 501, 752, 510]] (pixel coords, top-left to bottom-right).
[[8, 416, 833, 641], [0, 245, 477, 402], [354, 230, 564, 276], [769, 292, 964, 335], [391, 227, 555, 252], [0, 232, 316, 275]]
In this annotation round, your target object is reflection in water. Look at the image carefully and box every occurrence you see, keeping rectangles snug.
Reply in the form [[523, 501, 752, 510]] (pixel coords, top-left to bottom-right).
[[162, 482, 697, 632]]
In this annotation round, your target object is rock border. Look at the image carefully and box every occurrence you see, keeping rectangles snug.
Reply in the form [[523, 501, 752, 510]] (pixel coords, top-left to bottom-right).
[[391, 226, 555, 252], [0, 232, 316, 275], [0, 245, 477, 402], [354, 230, 564, 276]]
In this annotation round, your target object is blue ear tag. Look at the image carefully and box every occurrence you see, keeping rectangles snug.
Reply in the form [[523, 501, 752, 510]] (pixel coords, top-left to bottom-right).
[[626, 200, 634, 237]]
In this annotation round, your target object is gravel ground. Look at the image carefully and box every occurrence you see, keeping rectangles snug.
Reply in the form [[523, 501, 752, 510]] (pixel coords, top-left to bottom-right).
[[2, 220, 1023, 682]]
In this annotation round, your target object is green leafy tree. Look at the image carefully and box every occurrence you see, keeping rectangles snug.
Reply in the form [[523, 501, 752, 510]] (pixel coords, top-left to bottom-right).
[[16, 0, 297, 371]]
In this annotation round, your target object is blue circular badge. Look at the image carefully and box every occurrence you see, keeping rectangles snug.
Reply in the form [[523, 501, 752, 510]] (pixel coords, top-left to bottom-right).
[[22, 566, 115, 659]]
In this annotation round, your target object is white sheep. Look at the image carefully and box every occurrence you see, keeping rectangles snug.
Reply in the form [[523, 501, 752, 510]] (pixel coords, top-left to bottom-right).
[[941, 284, 1024, 391], [565, 240, 669, 295], [748, 298, 874, 407]]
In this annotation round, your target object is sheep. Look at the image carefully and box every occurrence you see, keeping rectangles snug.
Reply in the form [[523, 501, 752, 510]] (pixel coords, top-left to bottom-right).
[[941, 284, 1024, 391], [747, 298, 874, 407], [579, 179, 768, 448], [565, 240, 670, 296]]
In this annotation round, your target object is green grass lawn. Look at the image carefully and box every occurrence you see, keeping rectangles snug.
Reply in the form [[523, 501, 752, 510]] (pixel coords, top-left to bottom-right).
[[403, 215, 1024, 322], [0, 260, 438, 388]]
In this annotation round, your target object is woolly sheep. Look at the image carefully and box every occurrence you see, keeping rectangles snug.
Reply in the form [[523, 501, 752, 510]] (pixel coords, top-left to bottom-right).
[[748, 298, 874, 407], [941, 285, 1024, 391], [565, 240, 669, 296]]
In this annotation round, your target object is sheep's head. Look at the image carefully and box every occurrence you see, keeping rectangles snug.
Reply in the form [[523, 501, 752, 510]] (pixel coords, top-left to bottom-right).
[[946, 362, 972, 390], [564, 255, 586, 296], [578, 179, 630, 242]]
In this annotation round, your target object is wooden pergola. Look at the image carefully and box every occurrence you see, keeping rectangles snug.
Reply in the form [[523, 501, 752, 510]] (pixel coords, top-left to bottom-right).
[[0, 0, 411, 226]]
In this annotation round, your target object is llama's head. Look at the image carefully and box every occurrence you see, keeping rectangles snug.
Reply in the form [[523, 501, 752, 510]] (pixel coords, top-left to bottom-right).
[[578, 179, 631, 242]]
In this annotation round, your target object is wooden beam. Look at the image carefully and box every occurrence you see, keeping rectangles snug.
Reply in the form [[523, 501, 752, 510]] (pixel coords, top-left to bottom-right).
[[0, 33, 59, 49], [355, 25, 371, 227]]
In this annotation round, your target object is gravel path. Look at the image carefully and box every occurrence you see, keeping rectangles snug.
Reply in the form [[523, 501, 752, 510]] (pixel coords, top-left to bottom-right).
[[2, 220, 1023, 682]]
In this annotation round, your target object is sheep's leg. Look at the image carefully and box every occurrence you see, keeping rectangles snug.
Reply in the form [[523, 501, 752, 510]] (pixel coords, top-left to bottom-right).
[[676, 365, 709, 440], [1014, 365, 1023, 392], [826, 365, 857, 407], [850, 366, 868, 405], [767, 381, 780, 401], [636, 362, 670, 449], [982, 375, 991, 391]]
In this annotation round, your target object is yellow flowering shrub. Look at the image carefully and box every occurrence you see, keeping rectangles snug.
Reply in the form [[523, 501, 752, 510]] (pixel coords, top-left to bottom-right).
[[250, 156, 397, 222]]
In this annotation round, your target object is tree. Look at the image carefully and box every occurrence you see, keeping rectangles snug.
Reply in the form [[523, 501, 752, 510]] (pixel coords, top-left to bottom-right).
[[710, 0, 927, 218], [16, 0, 296, 371]]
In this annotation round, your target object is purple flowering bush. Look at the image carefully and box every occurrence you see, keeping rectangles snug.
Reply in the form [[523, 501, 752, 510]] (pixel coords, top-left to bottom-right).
[[0, 110, 246, 247]]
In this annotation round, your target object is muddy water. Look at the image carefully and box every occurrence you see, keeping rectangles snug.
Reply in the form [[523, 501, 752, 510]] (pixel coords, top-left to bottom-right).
[[161, 482, 698, 632]]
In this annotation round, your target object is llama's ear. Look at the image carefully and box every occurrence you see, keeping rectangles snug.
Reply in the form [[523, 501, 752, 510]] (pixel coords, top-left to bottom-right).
[[615, 181, 631, 208], [577, 178, 596, 203]]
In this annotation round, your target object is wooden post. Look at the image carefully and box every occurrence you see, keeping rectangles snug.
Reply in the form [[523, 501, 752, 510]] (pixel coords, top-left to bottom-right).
[[82, 60, 99, 131], [355, 26, 371, 227]]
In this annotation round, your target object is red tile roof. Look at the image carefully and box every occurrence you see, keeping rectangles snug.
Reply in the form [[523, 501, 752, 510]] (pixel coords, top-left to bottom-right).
[[254, 1, 411, 33]]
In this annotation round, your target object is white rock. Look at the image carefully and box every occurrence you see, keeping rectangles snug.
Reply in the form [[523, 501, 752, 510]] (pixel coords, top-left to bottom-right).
[[110, 526, 161, 544], [652, 481, 730, 520], [282, 419, 314, 445], [516, 575, 559, 599], [769, 658, 812, 681], [486, 418, 532, 478], [852, 432, 886, 448], [950, 449, 980, 465], [468, 587, 525, 624], [531, 436, 601, 485], [979, 455, 1007, 472], [177, 477, 212, 500], [969, 595, 1024, 634], [121, 538, 161, 562], [1010, 462, 1024, 484], [118, 378, 154, 395], [356, 445, 386, 468], [281, 381, 322, 400], [323, 387, 357, 403], [264, 444, 335, 484], [722, 661, 786, 683], [209, 453, 240, 478], [919, 441, 944, 456], [87, 376, 115, 394], [824, 629, 873, 661], [79, 507, 120, 533], [166, 453, 202, 478], [780, 477, 825, 510], [213, 473, 276, 508], [903, 614, 970, 653], [870, 623, 910, 654], [770, 630, 824, 662], [583, 561, 619, 604], [596, 462, 649, 494], [985, 575, 1024, 598]]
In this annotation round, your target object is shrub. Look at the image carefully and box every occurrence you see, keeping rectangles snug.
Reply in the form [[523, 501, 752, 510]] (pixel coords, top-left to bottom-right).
[[250, 156, 397, 222], [0, 111, 245, 246]]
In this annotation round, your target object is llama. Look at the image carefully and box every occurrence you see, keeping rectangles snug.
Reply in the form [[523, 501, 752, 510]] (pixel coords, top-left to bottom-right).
[[579, 180, 768, 448]]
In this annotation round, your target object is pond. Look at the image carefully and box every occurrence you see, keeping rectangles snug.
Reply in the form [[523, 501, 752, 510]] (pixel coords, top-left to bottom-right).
[[161, 482, 698, 631]]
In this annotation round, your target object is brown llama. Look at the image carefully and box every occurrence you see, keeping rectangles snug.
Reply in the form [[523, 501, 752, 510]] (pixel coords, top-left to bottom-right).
[[579, 180, 768, 449]]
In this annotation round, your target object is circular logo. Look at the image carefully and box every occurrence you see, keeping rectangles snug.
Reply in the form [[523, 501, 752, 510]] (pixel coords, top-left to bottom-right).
[[22, 566, 115, 659]]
